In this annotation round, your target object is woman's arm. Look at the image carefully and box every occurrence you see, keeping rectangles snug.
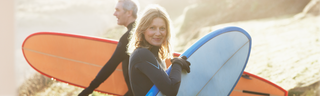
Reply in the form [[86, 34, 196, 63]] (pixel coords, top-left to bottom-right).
[[132, 48, 183, 96]]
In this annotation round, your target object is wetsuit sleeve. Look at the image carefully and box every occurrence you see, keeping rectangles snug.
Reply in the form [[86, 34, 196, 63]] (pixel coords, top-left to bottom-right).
[[133, 49, 182, 96], [83, 33, 129, 92]]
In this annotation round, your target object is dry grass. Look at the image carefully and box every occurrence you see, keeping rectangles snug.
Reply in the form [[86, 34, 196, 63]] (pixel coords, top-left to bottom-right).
[[18, 73, 112, 96], [18, 73, 54, 96]]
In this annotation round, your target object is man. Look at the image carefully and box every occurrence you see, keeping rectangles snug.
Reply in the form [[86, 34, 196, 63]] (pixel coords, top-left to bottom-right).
[[79, 0, 138, 96]]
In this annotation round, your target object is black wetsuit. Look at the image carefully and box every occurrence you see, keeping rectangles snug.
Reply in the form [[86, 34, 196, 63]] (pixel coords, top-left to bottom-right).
[[129, 47, 182, 96], [80, 22, 135, 96]]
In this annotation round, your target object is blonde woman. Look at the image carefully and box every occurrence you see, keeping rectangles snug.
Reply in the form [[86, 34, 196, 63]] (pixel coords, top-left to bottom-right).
[[127, 5, 190, 96]]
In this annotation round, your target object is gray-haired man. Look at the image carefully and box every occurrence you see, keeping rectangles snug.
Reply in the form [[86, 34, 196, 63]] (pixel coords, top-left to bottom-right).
[[79, 0, 139, 96]]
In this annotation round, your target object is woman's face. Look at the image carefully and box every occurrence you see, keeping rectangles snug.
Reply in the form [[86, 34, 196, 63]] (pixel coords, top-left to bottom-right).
[[144, 17, 167, 47]]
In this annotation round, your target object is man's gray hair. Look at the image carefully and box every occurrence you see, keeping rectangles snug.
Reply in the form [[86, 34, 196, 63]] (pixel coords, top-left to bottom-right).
[[119, 0, 139, 18]]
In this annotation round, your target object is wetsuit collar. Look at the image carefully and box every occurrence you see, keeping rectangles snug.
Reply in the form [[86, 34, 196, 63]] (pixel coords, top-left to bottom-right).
[[127, 21, 135, 30], [150, 46, 160, 58]]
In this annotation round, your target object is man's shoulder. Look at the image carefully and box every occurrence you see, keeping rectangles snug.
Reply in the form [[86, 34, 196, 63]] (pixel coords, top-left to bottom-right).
[[119, 31, 130, 43]]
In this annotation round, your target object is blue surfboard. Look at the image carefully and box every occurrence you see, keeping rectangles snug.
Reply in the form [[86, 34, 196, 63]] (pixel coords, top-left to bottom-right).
[[146, 26, 252, 96]]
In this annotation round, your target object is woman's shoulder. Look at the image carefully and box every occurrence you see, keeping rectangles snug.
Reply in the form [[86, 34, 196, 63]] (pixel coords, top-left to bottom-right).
[[132, 48, 153, 56], [131, 48, 156, 61], [130, 48, 159, 67]]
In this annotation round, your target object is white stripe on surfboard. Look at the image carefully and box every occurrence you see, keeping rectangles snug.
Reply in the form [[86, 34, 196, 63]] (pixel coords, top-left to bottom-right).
[[23, 47, 123, 71], [196, 40, 249, 95]]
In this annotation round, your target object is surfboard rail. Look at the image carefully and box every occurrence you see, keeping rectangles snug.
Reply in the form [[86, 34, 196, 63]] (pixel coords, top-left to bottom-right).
[[239, 71, 288, 96]]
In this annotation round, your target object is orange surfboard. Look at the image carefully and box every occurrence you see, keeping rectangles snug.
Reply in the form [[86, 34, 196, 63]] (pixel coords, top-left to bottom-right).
[[22, 32, 287, 96], [22, 32, 128, 95], [231, 72, 288, 96]]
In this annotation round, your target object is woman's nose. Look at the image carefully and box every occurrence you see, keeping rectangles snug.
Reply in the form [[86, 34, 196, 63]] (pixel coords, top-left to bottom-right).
[[155, 29, 161, 35]]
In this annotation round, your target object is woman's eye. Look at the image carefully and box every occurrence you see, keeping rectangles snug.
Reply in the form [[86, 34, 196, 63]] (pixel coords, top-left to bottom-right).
[[160, 27, 166, 31], [150, 27, 154, 29]]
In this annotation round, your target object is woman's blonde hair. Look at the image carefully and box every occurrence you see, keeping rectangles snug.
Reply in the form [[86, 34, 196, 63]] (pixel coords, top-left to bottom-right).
[[127, 5, 173, 60]]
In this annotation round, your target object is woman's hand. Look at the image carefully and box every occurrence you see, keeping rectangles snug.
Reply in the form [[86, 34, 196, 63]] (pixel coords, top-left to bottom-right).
[[171, 56, 191, 73]]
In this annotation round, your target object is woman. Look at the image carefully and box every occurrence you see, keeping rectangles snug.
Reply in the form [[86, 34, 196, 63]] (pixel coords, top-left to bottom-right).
[[127, 5, 191, 96]]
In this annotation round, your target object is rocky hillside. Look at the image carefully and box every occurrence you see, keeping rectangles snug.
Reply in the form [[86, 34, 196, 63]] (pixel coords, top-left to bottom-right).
[[173, 0, 311, 52]]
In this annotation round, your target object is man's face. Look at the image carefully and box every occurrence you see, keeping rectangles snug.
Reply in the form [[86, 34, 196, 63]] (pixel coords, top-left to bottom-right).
[[113, 2, 129, 26]]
